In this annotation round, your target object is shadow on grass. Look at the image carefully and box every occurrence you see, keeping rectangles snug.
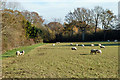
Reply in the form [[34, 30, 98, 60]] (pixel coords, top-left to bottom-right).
[[2, 55, 14, 58], [80, 54, 91, 55]]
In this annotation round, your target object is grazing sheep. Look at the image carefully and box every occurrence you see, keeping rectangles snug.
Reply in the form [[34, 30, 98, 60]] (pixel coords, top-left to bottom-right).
[[16, 50, 25, 57], [96, 50, 102, 54], [114, 40, 118, 42], [90, 49, 102, 54], [107, 40, 110, 42], [76, 44, 79, 46], [56, 42, 60, 44], [71, 47, 77, 50], [20, 50, 25, 55], [81, 44, 84, 47], [91, 44, 94, 46], [16, 51, 20, 57], [52, 44, 55, 46], [100, 45, 105, 48], [70, 43, 73, 46], [98, 44, 101, 46]]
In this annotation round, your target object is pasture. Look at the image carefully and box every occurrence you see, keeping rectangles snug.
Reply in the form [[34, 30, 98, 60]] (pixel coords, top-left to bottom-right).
[[2, 42, 118, 78]]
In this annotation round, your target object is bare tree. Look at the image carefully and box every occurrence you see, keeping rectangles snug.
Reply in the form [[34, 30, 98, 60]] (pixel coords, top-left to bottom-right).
[[65, 8, 92, 41], [91, 6, 103, 34]]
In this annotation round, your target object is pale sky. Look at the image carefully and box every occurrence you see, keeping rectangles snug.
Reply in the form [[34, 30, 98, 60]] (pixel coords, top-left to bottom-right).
[[7, 0, 119, 23]]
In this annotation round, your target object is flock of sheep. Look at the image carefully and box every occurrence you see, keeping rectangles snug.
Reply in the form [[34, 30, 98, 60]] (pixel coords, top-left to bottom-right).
[[16, 39, 118, 57], [71, 43, 105, 54], [52, 42, 105, 55]]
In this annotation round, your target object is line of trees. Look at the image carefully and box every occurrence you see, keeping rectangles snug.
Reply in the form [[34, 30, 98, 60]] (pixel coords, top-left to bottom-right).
[[64, 6, 118, 41], [1, 0, 120, 43]]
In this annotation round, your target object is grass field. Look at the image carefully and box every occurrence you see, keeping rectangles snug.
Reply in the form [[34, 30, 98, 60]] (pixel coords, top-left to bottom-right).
[[2, 42, 118, 78]]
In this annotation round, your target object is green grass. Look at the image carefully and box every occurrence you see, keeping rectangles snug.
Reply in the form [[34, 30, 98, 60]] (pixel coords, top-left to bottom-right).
[[1, 43, 46, 59], [2, 42, 118, 78]]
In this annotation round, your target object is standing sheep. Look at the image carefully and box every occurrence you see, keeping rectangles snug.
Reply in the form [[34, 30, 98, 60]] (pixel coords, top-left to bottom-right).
[[114, 40, 118, 42], [16, 50, 25, 57], [107, 40, 110, 42], [76, 44, 79, 46], [81, 44, 84, 47], [16, 51, 20, 57], [20, 50, 25, 55], [52, 44, 55, 46], [90, 49, 102, 54], [98, 44, 101, 46], [100, 45, 105, 48], [71, 47, 77, 50], [91, 44, 94, 46], [70, 43, 73, 46]]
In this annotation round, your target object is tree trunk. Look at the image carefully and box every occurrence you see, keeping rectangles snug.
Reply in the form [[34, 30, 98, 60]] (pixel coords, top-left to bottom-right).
[[104, 30, 106, 41], [82, 31, 85, 41]]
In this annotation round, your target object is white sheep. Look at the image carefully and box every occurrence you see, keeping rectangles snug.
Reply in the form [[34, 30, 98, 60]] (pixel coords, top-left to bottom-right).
[[90, 49, 102, 54], [114, 40, 118, 42], [107, 40, 110, 42], [71, 47, 77, 50], [91, 44, 94, 46], [98, 44, 101, 46], [81, 44, 84, 47], [70, 43, 73, 46], [56, 42, 60, 44], [100, 45, 105, 48], [76, 44, 79, 46], [52, 44, 55, 46]]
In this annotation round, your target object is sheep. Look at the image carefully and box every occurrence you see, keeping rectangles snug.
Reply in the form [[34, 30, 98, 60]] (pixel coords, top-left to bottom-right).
[[16, 51, 20, 57], [70, 43, 73, 46], [90, 49, 102, 54], [16, 50, 25, 57], [81, 44, 84, 47], [56, 42, 60, 44], [114, 40, 118, 42], [107, 40, 110, 42], [76, 44, 79, 46], [91, 44, 94, 46], [100, 45, 105, 48], [98, 44, 101, 46], [20, 50, 25, 55], [71, 47, 77, 50], [52, 44, 55, 46]]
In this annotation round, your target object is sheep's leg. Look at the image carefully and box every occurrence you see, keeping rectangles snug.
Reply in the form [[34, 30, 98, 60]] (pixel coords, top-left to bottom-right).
[[95, 52, 97, 54], [90, 52, 93, 55]]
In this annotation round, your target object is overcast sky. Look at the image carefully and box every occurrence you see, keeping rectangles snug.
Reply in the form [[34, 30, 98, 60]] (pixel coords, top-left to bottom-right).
[[8, 0, 119, 23]]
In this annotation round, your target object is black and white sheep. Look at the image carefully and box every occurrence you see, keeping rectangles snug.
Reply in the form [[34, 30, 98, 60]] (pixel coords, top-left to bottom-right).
[[81, 44, 84, 47], [90, 49, 102, 54], [16, 50, 25, 57], [100, 45, 105, 48], [71, 47, 77, 50]]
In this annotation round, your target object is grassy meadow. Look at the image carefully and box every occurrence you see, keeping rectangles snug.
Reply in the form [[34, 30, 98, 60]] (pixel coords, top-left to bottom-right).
[[2, 42, 118, 78]]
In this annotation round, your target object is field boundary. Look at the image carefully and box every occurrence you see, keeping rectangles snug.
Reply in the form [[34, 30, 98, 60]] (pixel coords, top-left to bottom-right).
[[1, 43, 47, 59]]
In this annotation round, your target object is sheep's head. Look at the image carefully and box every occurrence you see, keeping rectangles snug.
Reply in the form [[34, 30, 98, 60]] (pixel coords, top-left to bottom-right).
[[97, 50, 102, 53]]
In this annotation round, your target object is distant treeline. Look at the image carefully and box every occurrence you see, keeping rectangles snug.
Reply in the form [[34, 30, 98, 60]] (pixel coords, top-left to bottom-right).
[[1, 0, 120, 53], [44, 30, 120, 42]]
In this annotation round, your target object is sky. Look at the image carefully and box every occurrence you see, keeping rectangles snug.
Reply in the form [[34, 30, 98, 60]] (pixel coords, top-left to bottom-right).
[[7, 0, 120, 24]]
